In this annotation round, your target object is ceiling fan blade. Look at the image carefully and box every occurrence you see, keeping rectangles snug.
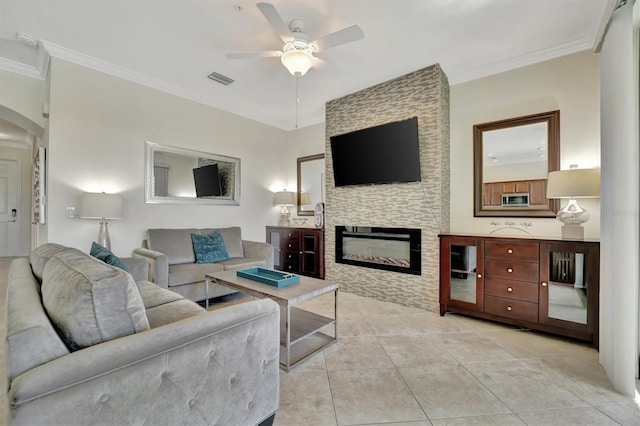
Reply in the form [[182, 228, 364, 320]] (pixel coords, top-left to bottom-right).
[[312, 25, 364, 51], [256, 2, 291, 42], [225, 51, 282, 60]]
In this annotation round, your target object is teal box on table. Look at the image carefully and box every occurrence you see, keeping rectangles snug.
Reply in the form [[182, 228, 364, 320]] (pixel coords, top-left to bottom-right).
[[237, 267, 300, 287]]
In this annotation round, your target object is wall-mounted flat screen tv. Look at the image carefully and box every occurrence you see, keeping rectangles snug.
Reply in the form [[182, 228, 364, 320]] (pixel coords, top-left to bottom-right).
[[193, 164, 222, 197], [330, 117, 421, 187]]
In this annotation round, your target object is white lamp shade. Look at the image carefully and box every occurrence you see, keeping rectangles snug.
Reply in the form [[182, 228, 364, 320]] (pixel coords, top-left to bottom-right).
[[80, 192, 123, 219], [546, 168, 600, 199], [280, 50, 314, 76], [274, 191, 296, 206]]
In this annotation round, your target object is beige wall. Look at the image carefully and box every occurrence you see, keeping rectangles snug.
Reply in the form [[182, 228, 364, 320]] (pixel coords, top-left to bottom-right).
[[285, 123, 325, 224], [46, 58, 291, 256], [450, 50, 601, 238]]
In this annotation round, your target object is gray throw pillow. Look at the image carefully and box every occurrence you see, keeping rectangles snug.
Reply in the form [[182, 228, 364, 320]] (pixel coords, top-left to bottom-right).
[[30, 243, 68, 283], [41, 248, 150, 351]]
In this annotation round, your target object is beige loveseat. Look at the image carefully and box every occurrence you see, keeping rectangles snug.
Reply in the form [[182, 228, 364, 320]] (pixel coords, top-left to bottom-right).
[[6, 243, 280, 426], [132, 227, 273, 303]]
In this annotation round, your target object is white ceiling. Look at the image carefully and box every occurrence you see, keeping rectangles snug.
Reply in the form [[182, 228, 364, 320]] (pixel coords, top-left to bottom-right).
[[0, 0, 613, 131]]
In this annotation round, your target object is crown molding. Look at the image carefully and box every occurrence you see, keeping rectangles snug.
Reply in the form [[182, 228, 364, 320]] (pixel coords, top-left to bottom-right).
[[39, 40, 290, 129], [592, 0, 622, 53], [0, 45, 50, 80], [41, 40, 210, 101], [448, 39, 593, 85]]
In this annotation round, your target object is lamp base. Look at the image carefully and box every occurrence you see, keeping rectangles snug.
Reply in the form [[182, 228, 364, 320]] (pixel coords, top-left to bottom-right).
[[278, 206, 291, 227], [561, 223, 584, 240], [97, 220, 111, 249]]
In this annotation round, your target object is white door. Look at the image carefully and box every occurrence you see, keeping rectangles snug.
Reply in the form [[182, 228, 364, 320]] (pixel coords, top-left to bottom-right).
[[0, 160, 20, 256]]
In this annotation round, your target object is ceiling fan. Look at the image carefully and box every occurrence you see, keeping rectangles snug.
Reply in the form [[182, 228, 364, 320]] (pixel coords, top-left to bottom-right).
[[226, 2, 364, 77]]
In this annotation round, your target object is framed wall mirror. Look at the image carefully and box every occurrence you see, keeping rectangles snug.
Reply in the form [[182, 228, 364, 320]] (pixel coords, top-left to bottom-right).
[[297, 153, 325, 216], [474, 110, 560, 217], [145, 141, 240, 205]]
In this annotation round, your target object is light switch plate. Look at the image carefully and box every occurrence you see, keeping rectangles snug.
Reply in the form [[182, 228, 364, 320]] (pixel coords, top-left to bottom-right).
[[66, 207, 76, 218]]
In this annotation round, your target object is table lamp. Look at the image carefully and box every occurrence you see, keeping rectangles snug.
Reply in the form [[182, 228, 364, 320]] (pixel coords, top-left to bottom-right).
[[546, 167, 600, 239], [274, 190, 295, 226], [80, 192, 123, 249]]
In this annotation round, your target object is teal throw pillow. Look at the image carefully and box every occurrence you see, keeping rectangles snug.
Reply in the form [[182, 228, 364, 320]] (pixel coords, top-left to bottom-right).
[[90, 242, 131, 273], [192, 231, 230, 264]]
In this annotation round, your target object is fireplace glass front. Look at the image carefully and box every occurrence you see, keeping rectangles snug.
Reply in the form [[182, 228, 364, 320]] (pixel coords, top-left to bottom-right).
[[335, 226, 421, 275]]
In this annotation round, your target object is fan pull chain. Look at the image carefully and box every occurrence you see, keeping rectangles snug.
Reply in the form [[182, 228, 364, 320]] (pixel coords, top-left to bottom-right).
[[295, 76, 299, 129]]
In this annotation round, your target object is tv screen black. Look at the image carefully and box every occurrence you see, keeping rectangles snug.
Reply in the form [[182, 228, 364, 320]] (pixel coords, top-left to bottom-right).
[[193, 164, 222, 197], [330, 117, 421, 187]]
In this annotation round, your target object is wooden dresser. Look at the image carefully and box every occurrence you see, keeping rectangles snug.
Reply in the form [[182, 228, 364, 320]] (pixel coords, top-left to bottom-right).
[[439, 234, 600, 347], [266, 226, 324, 279]]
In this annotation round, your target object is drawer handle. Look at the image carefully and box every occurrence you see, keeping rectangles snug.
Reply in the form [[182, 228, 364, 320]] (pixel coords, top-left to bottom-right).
[[288, 254, 292, 258], [507, 268, 513, 273], [477, 273, 482, 279], [288, 244, 292, 247], [507, 249, 513, 254], [507, 287, 513, 292], [288, 233, 292, 237], [541, 281, 548, 287], [506, 306, 513, 311]]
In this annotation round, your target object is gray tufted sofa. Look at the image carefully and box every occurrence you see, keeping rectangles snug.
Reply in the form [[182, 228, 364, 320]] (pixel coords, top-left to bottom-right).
[[132, 227, 274, 303], [5, 243, 280, 426]]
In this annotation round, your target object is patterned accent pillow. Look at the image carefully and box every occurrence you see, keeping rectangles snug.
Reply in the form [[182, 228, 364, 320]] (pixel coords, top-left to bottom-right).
[[90, 242, 131, 273], [191, 231, 230, 264]]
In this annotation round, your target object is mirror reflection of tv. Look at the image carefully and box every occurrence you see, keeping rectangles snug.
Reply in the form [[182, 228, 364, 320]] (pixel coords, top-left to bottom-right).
[[193, 164, 222, 197], [330, 117, 421, 187]]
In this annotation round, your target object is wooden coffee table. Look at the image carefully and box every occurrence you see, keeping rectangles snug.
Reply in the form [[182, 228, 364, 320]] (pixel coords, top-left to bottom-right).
[[205, 270, 338, 372]]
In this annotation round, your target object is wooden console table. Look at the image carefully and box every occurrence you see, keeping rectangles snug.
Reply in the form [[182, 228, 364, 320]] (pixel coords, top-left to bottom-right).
[[266, 226, 324, 279], [439, 234, 600, 347]]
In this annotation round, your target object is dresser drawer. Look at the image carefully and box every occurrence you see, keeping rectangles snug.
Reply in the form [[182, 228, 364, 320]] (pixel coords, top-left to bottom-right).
[[485, 241, 539, 262], [282, 229, 301, 241], [485, 259, 539, 282], [281, 238, 300, 251], [282, 251, 300, 263], [484, 278, 539, 303], [281, 258, 300, 273], [484, 295, 538, 322]]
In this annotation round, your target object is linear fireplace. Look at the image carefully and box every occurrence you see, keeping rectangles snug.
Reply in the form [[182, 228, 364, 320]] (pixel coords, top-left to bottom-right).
[[335, 226, 421, 275]]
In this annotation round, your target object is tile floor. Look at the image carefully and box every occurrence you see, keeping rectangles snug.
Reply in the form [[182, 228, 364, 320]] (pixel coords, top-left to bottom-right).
[[269, 291, 640, 426], [2, 257, 640, 426]]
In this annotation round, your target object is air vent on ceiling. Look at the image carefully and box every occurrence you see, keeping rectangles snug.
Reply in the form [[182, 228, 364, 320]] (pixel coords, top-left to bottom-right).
[[207, 72, 234, 85]]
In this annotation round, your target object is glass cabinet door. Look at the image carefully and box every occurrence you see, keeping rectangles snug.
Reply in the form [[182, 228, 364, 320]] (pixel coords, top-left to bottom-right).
[[268, 229, 282, 269], [450, 244, 479, 304], [440, 237, 483, 313], [539, 243, 599, 343]]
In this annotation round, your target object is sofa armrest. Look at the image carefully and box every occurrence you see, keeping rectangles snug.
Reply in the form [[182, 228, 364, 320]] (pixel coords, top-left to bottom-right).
[[243, 240, 274, 269], [9, 299, 280, 426], [120, 257, 150, 282], [132, 247, 169, 288]]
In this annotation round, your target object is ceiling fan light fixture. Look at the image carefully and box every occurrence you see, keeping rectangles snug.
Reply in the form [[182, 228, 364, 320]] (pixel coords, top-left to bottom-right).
[[280, 49, 314, 76]]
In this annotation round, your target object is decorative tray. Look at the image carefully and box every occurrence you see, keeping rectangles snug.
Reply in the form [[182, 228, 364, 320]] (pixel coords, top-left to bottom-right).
[[236, 267, 300, 287]]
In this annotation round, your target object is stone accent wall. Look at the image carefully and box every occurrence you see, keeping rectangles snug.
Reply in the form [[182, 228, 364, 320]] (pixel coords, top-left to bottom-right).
[[325, 64, 450, 312]]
